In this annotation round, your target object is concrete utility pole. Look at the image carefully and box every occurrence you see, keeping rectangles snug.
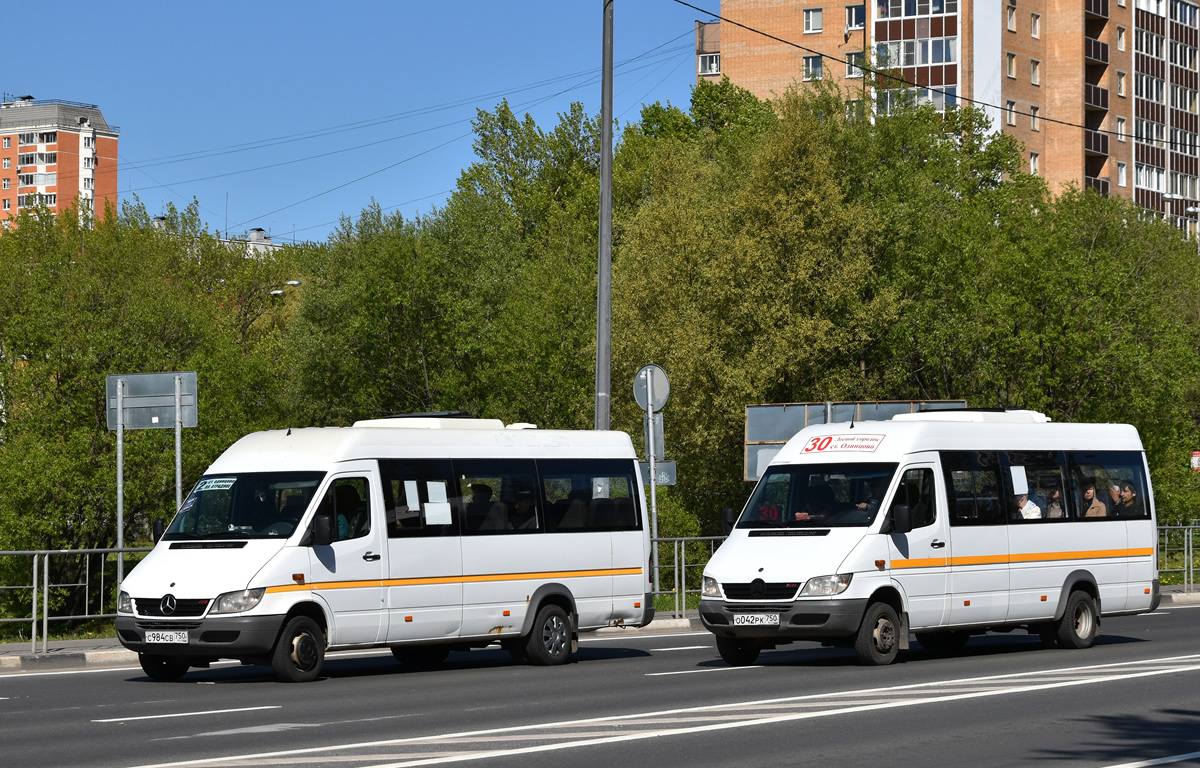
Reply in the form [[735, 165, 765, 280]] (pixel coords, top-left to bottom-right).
[[595, 0, 614, 431]]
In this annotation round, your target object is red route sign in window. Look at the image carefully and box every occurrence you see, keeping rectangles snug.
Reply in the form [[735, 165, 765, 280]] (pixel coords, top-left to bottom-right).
[[802, 434, 885, 454]]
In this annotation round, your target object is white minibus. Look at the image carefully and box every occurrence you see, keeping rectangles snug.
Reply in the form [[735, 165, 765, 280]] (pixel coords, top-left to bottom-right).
[[116, 417, 653, 682], [701, 410, 1159, 666]]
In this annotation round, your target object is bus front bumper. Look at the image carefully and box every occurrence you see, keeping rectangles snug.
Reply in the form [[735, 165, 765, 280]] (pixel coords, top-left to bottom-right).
[[699, 598, 868, 640], [116, 614, 285, 660]]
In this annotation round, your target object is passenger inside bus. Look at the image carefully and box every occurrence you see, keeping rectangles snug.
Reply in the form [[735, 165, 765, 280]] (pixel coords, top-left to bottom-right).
[[1116, 480, 1145, 517], [1079, 480, 1108, 517], [1014, 492, 1042, 519]]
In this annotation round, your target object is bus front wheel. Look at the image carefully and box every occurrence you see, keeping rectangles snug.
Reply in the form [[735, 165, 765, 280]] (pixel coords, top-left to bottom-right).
[[716, 636, 760, 666], [139, 653, 189, 682], [271, 615, 325, 683], [855, 602, 901, 666]]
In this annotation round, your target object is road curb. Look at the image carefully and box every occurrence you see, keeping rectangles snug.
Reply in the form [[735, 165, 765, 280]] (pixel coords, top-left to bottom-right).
[[1161, 591, 1200, 605]]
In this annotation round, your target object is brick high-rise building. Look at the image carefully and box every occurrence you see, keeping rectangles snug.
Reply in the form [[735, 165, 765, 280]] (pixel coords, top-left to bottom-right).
[[696, 0, 1200, 228], [0, 95, 120, 227]]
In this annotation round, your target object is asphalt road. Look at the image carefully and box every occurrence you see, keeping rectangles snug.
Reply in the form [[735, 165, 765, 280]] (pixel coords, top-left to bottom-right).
[[4, 607, 1200, 768]]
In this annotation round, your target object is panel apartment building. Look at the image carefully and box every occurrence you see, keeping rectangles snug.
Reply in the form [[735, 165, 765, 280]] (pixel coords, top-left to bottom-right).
[[696, 0, 1200, 228], [0, 95, 119, 226]]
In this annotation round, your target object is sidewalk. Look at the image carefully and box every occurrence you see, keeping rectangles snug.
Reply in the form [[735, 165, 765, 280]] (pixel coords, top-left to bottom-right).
[[3, 591, 1196, 674]]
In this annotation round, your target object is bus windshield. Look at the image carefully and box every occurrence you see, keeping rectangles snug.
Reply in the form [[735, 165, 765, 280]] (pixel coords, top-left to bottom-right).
[[164, 472, 326, 540], [737, 463, 897, 528]]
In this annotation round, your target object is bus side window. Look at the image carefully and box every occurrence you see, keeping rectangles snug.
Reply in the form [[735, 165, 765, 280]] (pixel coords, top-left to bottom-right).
[[941, 451, 1004, 526], [538, 459, 643, 532], [453, 459, 541, 535], [1070, 451, 1150, 520], [379, 459, 457, 537]]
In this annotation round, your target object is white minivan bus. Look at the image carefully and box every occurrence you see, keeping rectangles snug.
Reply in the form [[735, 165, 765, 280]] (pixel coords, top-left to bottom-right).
[[116, 417, 653, 682], [701, 410, 1159, 666]]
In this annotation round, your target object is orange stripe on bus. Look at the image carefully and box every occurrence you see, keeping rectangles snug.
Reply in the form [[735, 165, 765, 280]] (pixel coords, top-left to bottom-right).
[[264, 566, 643, 595], [892, 547, 1152, 569]]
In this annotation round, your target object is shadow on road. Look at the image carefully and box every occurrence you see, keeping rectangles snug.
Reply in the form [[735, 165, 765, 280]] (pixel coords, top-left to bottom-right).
[[1033, 708, 1200, 764]]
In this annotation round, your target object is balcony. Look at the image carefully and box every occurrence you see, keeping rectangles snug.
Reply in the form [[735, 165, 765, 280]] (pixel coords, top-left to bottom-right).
[[1084, 83, 1110, 111], [1085, 36, 1109, 65], [1086, 176, 1111, 196], [1085, 0, 1109, 19], [1085, 129, 1110, 156]]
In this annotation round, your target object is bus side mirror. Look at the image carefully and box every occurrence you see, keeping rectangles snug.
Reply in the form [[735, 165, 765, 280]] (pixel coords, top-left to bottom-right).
[[311, 514, 333, 546], [721, 507, 737, 535], [890, 504, 913, 535], [152, 519, 165, 543]]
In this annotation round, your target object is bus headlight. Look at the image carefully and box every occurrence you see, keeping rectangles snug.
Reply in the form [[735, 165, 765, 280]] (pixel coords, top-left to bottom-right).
[[211, 588, 265, 614], [118, 591, 133, 614], [800, 574, 852, 596], [702, 576, 722, 597]]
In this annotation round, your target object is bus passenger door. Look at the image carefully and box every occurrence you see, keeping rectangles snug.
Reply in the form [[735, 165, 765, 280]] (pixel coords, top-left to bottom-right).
[[379, 459, 463, 643], [887, 465, 950, 630], [308, 470, 386, 645]]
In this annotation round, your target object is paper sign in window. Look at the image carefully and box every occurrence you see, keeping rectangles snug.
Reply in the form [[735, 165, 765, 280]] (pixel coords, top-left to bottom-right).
[[1010, 466, 1029, 495], [425, 481, 451, 524]]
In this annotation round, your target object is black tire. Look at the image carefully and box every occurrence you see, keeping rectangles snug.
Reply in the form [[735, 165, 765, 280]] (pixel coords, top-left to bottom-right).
[[916, 630, 970, 651], [391, 644, 451, 668], [138, 653, 189, 682], [855, 602, 901, 666], [501, 638, 528, 664], [525, 604, 571, 666], [1056, 590, 1099, 650], [1035, 623, 1059, 648], [716, 636, 760, 666], [271, 615, 325, 683]]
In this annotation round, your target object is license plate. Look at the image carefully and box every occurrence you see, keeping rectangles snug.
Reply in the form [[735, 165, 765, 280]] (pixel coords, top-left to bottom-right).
[[145, 630, 188, 644], [732, 613, 779, 626]]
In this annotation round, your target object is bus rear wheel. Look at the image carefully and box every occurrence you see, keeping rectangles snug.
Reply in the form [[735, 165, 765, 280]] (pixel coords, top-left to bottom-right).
[[1056, 590, 1099, 650], [525, 604, 571, 666]]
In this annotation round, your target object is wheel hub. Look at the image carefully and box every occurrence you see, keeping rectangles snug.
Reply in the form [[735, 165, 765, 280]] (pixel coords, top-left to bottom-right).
[[873, 618, 895, 652], [291, 631, 317, 669]]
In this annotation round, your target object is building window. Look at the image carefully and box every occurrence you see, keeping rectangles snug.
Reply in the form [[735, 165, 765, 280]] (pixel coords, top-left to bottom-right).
[[847, 52, 866, 77], [847, 5, 866, 29], [1, 137, 8, 149], [1007, 100, 1017, 125], [2, 159, 8, 170], [83, 177, 94, 190], [1118, 162, 1128, 187], [1007, 52, 1017, 78], [1030, 153, 1039, 175], [1031, 106, 1040, 130], [804, 55, 823, 80], [1118, 72, 1126, 97], [804, 8, 823, 32], [1007, 5, 1016, 30], [698, 53, 720, 75], [17, 133, 35, 146], [1118, 26, 1126, 51], [1, 179, 7, 190], [1031, 59, 1040, 85], [1032, 13, 1041, 38], [1, 199, 8, 210], [83, 136, 94, 148], [1118, 116, 1127, 141]]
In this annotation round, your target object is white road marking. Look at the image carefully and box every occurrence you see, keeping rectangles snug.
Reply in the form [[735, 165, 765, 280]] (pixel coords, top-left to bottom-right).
[[649, 645, 712, 652], [1104, 749, 1200, 767], [124, 653, 1200, 768], [92, 705, 281, 723], [647, 665, 763, 676]]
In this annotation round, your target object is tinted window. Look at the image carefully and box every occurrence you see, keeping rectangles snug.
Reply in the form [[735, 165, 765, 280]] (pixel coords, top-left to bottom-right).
[[1002, 451, 1070, 522], [380, 459, 457, 537], [313, 476, 372, 542], [539, 459, 641, 532], [455, 459, 541, 534], [1070, 451, 1150, 520], [893, 467, 936, 529], [942, 452, 1005, 526]]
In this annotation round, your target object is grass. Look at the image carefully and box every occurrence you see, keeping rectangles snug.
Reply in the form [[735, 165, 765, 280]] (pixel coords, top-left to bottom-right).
[[0, 617, 116, 645]]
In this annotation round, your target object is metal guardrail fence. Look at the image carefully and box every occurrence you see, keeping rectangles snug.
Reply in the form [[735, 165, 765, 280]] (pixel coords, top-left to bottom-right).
[[0, 547, 151, 654], [3, 527, 1197, 652]]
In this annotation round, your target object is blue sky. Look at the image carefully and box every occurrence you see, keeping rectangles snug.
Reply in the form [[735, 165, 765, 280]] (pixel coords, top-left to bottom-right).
[[4, 1, 710, 244]]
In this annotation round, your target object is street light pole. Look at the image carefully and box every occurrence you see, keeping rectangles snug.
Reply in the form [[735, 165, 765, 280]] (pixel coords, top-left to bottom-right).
[[595, 0, 614, 432]]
